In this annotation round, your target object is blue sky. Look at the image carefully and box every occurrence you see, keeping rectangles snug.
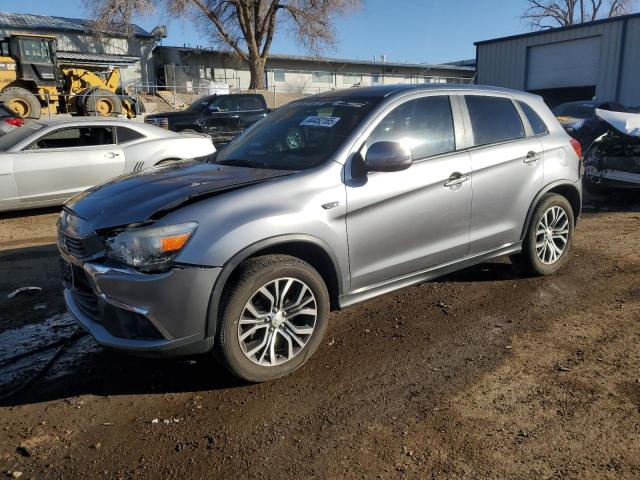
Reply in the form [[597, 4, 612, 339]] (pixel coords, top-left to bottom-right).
[[1, 0, 533, 63]]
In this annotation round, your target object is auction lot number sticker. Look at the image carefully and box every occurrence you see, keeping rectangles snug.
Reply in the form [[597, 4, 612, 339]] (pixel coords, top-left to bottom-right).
[[300, 116, 341, 128]]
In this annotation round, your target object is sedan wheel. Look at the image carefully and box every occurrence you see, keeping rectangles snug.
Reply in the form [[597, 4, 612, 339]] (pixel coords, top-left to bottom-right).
[[535, 206, 570, 265], [511, 193, 575, 276], [238, 278, 317, 366], [216, 254, 330, 382]]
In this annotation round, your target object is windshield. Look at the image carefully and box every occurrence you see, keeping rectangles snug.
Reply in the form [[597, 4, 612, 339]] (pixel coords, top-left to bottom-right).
[[215, 97, 380, 170], [553, 102, 595, 119], [0, 122, 43, 151]]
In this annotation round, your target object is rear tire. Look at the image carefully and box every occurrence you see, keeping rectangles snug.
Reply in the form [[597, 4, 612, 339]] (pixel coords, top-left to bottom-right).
[[82, 88, 122, 117], [215, 255, 330, 382], [1, 87, 41, 119], [512, 193, 574, 276]]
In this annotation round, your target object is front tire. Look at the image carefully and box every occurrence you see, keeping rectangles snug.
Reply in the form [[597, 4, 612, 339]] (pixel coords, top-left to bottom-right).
[[216, 255, 330, 382], [512, 193, 574, 276]]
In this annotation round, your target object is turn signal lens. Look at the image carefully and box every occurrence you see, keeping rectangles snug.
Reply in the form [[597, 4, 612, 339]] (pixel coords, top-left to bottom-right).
[[569, 138, 582, 159], [160, 233, 191, 252]]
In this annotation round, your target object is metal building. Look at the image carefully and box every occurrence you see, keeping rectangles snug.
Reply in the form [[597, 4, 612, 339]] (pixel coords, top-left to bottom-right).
[[153, 46, 476, 95], [475, 13, 640, 108]]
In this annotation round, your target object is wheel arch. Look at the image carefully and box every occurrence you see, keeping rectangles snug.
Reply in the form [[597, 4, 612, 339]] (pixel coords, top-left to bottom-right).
[[205, 235, 344, 340], [520, 180, 582, 241]]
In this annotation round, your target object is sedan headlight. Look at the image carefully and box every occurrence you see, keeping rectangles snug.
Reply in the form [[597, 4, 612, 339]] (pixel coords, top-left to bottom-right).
[[105, 222, 198, 272]]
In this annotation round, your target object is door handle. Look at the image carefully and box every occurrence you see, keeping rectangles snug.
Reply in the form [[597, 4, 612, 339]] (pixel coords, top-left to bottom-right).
[[524, 151, 541, 163], [444, 172, 470, 188], [104, 152, 120, 159], [230, 115, 240, 119]]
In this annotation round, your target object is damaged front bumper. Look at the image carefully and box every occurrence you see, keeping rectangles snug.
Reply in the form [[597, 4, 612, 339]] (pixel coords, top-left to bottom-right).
[[61, 252, 220, 357]]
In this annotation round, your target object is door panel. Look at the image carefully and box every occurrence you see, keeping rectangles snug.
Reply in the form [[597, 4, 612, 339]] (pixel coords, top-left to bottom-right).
[[345, 94, 472, 291], [14, 145, 124, 204], [14, 125, 125, 205], [346, 152, 472, 290], [0, 154, 19, 209], [468, 138, 543, 253]]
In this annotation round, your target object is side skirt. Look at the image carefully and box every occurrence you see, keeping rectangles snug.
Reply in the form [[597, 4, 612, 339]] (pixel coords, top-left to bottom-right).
[[338, 242, 522, 309]]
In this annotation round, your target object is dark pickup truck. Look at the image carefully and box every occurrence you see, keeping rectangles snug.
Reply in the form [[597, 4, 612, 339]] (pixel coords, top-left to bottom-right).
[[145, 93, 268, 145]]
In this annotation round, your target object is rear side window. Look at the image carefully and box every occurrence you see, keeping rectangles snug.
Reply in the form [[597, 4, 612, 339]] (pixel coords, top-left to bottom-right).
[[367, 95, 456, 159], [465, 96, 524, 146], [117, 126, 145, 144], [240, 97, 264, 111], [518, 101, 548, 135]]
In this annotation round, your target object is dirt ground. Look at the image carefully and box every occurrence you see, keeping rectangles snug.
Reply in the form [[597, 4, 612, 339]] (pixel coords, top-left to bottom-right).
[[0, 191, 639, 479]]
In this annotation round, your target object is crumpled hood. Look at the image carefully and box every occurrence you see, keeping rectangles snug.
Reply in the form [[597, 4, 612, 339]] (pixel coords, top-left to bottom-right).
[[65, 161, 292, 230], [596, 108, 640, 137]]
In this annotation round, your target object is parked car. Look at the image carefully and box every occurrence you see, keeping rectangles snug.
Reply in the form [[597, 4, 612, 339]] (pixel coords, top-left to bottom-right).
[[583, 108, 640, 192], [552, 100, 636, 149], [59, 85, 582, 382], [144, 93, 268, 145], [0, 117, 215, 212], [0, 102, 23, 135]]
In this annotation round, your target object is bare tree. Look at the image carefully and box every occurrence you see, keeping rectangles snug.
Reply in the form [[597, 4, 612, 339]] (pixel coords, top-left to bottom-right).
[[86, 0, 360, 89], [523, 0, 635, 29]]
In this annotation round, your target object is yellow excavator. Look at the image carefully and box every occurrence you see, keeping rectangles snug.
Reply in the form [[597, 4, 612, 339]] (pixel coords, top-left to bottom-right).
[[0, 34, 136, 119]]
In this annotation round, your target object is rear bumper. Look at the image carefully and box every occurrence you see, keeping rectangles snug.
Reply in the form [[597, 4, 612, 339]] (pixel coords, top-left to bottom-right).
[[62, 255, 220, 357]]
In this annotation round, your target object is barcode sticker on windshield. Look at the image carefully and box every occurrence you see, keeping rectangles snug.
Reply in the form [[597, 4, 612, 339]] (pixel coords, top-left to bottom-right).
[[300, 116, 341, 128]]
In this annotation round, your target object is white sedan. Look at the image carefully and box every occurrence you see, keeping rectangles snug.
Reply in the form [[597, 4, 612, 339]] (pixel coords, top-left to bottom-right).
[[0, 117, 216, 212]]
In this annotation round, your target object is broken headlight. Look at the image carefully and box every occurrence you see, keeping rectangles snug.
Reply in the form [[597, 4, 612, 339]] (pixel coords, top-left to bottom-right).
[[105, 222, 198, 273]]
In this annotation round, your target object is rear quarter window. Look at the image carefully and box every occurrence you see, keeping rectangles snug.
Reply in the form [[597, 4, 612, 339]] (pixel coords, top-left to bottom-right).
[[518, 101, 549, 135], [117, 126, 145, 144], [465, 95, 525, 146]]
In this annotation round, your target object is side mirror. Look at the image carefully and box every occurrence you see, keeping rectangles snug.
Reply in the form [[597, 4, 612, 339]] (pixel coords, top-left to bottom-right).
[[364, 141, 413, 172]]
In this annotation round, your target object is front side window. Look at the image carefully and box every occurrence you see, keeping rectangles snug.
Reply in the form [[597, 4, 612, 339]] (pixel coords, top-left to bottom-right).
[[465, 95, 525, 146], [19, 39, 52, 63], [215, 96, 381, 170], [518, 101, 548, 135], [32, 126, 114, 149], [366, 95, 456, 160]]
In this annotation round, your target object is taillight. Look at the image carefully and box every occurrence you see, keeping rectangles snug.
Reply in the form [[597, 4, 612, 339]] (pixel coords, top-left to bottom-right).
[[569, 138, 582, 159], [4, 117, 23, 127]]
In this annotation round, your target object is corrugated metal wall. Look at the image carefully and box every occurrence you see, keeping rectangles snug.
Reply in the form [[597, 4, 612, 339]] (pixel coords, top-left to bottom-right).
[[476, 16, 640, 106]]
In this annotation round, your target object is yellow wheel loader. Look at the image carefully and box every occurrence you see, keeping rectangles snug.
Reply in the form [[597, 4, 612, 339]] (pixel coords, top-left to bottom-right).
[[0, 34, 136, 119]]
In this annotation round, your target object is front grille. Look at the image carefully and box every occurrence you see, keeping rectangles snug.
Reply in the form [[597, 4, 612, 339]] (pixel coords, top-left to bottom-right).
[[69, 264, 101, 321], [58, 230, 105, 260]]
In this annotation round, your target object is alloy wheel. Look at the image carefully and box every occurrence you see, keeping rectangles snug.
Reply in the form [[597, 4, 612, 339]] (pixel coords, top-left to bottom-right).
[[237, 277, 317, 366], [536, 206, 569, 264]]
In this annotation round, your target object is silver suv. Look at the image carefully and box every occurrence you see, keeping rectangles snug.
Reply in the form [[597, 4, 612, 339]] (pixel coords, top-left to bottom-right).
[[58, 85, 582, 382]]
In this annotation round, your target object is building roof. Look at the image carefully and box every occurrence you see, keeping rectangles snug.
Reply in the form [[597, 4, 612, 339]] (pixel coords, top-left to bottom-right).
[[154, 45, 476, 73], [56, 51, 140, 66], [475, 11, 640, 46], [0, 12, 154, 39]]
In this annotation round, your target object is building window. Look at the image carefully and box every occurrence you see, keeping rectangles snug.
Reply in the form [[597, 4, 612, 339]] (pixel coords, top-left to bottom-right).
[[371, 74, 381, 84], [273, 69, 285, 83], [343, 73, 360, 85], [312, 71, 331, 84]]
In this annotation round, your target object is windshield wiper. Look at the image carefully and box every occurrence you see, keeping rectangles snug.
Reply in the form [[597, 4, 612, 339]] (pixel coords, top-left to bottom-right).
[[217, 159, 269, 169]]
